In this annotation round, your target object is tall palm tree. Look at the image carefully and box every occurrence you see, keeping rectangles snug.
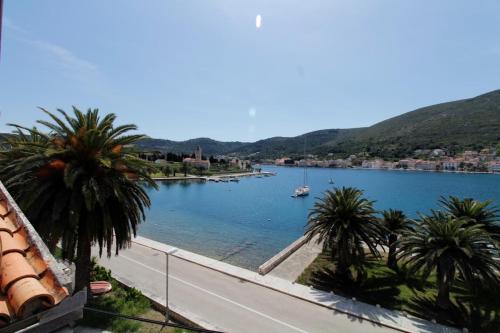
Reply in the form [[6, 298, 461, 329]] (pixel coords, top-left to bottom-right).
[[0, 107, 157, 294], [439, 196, 500, 242], [397, 213, 499, 309], [305, 187, 383, 281], [380, 209, 410, 270]]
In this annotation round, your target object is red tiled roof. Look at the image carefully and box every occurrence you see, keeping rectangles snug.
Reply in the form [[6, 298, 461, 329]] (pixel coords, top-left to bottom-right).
[[0, 194, 69, 327]]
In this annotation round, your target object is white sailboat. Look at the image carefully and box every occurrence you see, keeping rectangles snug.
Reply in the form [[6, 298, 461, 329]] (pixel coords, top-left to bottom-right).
[[293, 138, 310, 197]]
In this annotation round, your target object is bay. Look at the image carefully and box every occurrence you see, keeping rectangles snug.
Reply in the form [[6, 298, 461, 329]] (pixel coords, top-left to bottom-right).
[[138, 166, 500, 270]]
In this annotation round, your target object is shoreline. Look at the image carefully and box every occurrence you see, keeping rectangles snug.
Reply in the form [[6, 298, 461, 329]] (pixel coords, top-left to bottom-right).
[[265, 164, 498, 175], [152, 170, 274, 181]]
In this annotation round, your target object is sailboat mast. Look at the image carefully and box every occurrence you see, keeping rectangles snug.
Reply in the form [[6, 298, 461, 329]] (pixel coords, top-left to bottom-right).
[[303, 136, 307, 186]]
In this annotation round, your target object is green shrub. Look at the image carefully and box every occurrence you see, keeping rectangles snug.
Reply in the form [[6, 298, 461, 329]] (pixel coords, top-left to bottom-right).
[[90, 257, 112, 281]]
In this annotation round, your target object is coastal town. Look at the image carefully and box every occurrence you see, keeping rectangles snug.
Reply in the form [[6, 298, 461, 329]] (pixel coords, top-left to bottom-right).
[[274, 147, 500, 173]]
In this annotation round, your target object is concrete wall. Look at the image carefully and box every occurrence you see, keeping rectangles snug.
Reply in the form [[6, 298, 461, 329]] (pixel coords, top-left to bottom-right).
[[258, 235, 309, 275]]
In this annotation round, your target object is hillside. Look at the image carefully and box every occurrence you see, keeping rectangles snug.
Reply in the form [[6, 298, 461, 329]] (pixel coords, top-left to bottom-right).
[[323, 89, 500, 158], [135, 90, 500, 159], [134, 137, 248, 156]]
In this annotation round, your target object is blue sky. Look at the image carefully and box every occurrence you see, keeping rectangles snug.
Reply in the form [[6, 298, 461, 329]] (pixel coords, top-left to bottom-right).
[[1, 1, 499, 142]]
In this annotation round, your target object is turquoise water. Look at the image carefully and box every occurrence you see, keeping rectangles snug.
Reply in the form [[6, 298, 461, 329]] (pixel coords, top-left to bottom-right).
[[138, 166, 500, 270]]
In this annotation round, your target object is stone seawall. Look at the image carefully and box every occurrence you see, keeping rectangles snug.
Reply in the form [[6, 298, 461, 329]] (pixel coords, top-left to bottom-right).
[[257, 235, 309, 275]]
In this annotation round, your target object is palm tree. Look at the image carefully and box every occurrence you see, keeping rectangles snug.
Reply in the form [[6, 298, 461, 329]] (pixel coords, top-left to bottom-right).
[[163, 165, 171, 177], [380, 209, 411, 270], [181, 162, 189, 177], [439, 196, 500, 242], [0, 107, 157, 294], [397, 213, 499, 309], [305, 187, 383, 281]]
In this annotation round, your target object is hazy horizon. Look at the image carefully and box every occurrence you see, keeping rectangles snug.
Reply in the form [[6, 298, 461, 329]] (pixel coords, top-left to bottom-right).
[[1, 1, 500, 141]]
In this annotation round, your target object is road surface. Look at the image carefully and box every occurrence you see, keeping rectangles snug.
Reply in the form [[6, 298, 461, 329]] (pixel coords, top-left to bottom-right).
[[94, 243, 397, 333]]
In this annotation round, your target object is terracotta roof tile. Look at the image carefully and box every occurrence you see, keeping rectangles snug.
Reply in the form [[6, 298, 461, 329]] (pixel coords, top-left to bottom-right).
[[0, 296, 13, 326], [0, 231, 29, 255], [0, 185, 70, 326], [7, 277, 55, 317], [39, 274, 69, 305], [25, 249, 49, 276], [1, 252, 39, 292], [1, 213, 20, 234], [0, 215, 17, 234], [0, 200, 9, 217]]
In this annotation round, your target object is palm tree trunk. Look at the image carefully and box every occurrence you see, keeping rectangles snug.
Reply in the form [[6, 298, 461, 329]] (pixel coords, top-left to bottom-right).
[[74, 224, 91, 298], [436, 265, 452, 309], [335, 248, 352, 282], [387, 234, 398, 270]]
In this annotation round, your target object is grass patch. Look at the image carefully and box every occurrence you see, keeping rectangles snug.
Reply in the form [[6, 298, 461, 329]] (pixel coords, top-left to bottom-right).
[[297, 252, 439, 313], [78, 259, 195, 333]]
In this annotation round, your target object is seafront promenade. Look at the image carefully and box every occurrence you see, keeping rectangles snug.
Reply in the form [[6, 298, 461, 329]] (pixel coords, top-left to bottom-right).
[[93, 236, 458, 333]]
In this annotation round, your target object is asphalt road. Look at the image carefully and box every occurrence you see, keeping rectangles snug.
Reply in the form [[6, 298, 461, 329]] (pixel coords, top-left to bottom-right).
[[94, 243, 397, 333]]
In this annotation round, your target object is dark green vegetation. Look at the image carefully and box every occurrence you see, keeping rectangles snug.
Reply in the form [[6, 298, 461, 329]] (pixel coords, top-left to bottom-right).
[[131, 89, 500, 159], [301, 189, 500, 332], [82, 259, 192, 333], [381, 209, 411, 271], [305, 187, 383, 282], [0, 108, 157, 294], [135, 137, 248, 156]]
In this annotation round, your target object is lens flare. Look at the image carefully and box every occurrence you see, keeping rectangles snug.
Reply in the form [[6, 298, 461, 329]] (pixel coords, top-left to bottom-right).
[[249, 107, 256, 118], [256, 15, 262, 29]]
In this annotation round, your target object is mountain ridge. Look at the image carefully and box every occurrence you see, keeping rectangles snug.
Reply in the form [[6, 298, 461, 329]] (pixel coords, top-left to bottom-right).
[[136, 89, 500, 158]]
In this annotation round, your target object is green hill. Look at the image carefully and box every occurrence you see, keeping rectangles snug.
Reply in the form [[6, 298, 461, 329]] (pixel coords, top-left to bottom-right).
[[134, 137, 248, 156], [131, 89, 500, 158], [323, 89, 500, 158]]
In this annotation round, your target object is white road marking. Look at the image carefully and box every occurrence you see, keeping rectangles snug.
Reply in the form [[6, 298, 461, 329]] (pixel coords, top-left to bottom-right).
[[120, 254, 310, 333]]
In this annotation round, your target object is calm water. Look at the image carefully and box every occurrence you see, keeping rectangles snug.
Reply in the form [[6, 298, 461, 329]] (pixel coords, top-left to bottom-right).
[[138, 166, 500, 270]]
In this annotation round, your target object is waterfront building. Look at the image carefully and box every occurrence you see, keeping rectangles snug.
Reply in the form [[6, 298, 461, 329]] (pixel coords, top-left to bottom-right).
[[489, 162, 500, 174], [463, 150, 479, 160], [442, 158, 461, 171], [183, 146, 210, 169], [229, 158, 251, 169], [398, 159, 417, 169], [275, 157, 294, 166], [415, 160, 437, 171]]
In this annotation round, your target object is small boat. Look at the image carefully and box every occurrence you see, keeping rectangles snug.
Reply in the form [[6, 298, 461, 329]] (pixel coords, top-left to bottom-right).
[[293, 185, 310, 197], [329, 178, 334, 184], [229, 178, 239, 182], [293, 137, 310, 198]]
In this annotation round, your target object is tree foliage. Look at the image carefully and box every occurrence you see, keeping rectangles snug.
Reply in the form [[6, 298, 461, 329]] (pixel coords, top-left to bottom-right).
[[0, 107, 158, 292], [305, 187, 383, 281]]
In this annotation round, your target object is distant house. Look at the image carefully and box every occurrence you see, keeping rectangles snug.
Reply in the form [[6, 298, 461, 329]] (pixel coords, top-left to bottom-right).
[[331, 159, 351, 168], [0, 182, 86, 332], [489, 162, 500, 174], [362, 159, 385, 169], [275, 158, 294, 166], [463, 150, 479, 160], [415, 160, 437, 171], [229, 158, 251, 170], [398, 159, 417, 169], [183, 146, 210, 170], [431, 149, 446, 157], [442, 159, 461, 171]]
